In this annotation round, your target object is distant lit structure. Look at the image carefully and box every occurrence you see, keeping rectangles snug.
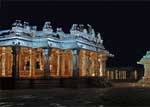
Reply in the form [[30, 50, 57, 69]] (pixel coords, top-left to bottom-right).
[[137, 51, 150, 81], [0, 20, 113, 79]]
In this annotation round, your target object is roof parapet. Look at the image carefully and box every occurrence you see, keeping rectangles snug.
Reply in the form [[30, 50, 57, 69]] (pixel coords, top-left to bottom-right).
[[11, 20, 37, 37], [70, 24, 103, 45]]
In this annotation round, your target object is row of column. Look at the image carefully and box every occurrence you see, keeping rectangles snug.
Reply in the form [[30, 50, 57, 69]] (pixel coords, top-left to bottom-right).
[[105, 70, 138, 80], [106, 70, 127, 80], [0, 47, 107, 79]]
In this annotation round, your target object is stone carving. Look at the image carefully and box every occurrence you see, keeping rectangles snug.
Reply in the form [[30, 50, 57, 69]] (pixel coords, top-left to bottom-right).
[[87, 24, 92, 34], [43, 21, 53, 33], [11, 20, 23, 35], [83, 28, 87, 34], [23, 21, 30, 33], [56, 27, 64, 33], [79, 24, 84, 32], [87, 24, 96, 42], [96, 33, 103, 44], [70, 24, 79, 35], [30, 26, 37, 37]]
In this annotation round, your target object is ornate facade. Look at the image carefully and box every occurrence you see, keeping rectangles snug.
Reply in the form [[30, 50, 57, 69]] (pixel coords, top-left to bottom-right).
[[0, 20, 113, 79]]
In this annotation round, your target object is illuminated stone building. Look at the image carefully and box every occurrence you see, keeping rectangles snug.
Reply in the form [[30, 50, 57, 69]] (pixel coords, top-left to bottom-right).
[[137, 51, 150, 81], [0, 20, 113, 79]]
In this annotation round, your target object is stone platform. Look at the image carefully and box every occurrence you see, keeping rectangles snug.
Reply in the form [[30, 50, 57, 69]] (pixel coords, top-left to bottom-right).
[[0, 77, 112, 90]]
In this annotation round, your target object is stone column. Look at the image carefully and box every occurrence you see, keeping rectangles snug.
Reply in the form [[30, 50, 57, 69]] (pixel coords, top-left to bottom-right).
[[31, 49, 36, 78], [12, 46, 20, 79], [80, 50, 86, 76], [56, 50, 60, 77], [124, 71, 126, 80], [111, 71, 114, 80], [1, 47, 6, 76], [43, 48, 51, 78], [103, 60, 106, 76], [89, 52, 94, 76], [91, 54, 95, 76], [86, 52, 91, 77], [68, 53, 72, 76], [93, 53, 97, 77], [98, 59, 104, 77], [107, 71, 109, 80], [60, 50, 65, 77], [72, 49, 80, 78], [29, 49, 32, 77], [95, 54, 99, 77], [134, 70, 138, 80], [115, 70, 118, 80], [118, 71, 121, 80]]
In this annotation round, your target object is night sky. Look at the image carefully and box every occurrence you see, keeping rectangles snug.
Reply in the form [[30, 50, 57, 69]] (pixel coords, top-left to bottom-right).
[[1, 1, 150, 68]]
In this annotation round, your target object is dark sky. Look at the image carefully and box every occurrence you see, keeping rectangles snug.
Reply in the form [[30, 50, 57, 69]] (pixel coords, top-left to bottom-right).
[[1, 1, 150, 68]]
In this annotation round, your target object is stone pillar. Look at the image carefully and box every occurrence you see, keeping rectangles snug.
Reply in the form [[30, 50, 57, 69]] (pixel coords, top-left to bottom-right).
[[86, 52, 91, 76], [111, 71, 114, 80], [103, 60, 106, 76], [98, 59, 105, 77], [124, 71, 127, 80], [118, 71, 121, 80], [56, 50, 60, 76], [60, 50, 65, 77], [97, 54, 100, 77], [91, 54, 95, 76], [12, 46, 20, 79], [93, 53, 98, 77], [115, 70, 118, 80], [31, 49, 36, 78], [81, 50, 86, 76], [1, 47, 6, 76], [39, 50, 43, 71], [68, 53, 72, 76], [89, 52, 95, 76], [43, 48, 51, 78], [71, 49, 80, 78], [29, 49, 32, 77], [107, 71, 109, 80], [134, 70, 138, 80]]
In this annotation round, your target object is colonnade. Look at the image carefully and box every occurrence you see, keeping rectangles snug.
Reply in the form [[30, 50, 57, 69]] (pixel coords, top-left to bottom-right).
[[105, 70, 127, 80], [0, 47, 107, 79]]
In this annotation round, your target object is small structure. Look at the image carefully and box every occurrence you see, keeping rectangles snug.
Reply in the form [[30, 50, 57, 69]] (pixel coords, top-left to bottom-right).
[[137, 51, 150, 81]]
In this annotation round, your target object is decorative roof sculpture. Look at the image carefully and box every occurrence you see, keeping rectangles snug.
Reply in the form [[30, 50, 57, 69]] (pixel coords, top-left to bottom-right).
[[42, 21, 53, 34], [0, 20, 113, 57]]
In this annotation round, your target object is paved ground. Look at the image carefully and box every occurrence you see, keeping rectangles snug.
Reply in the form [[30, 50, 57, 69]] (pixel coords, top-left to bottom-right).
[[0, 83, 150, 107]]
